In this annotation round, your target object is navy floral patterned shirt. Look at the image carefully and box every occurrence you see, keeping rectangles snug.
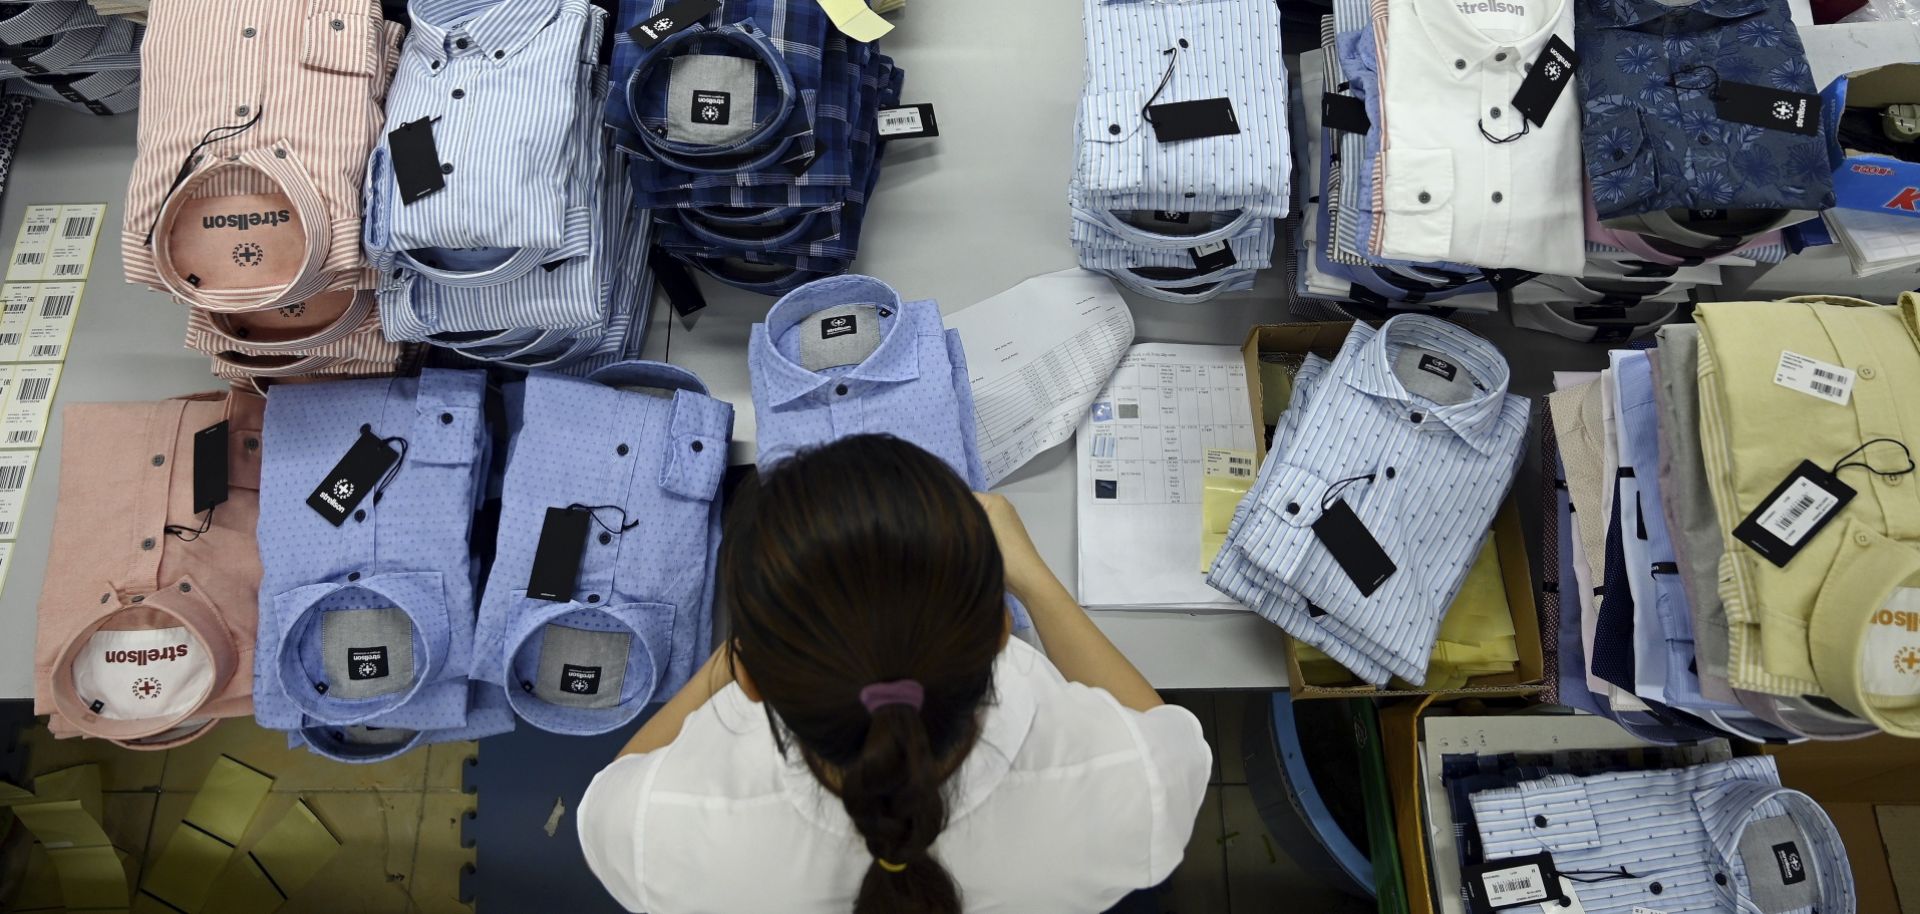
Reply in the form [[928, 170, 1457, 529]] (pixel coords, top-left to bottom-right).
[[1577, 0, 1834, 218]]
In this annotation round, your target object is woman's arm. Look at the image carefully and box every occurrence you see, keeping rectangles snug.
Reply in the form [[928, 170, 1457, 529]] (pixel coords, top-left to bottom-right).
[[975, 493, 1164, 712], [615, 644, 737, 758]]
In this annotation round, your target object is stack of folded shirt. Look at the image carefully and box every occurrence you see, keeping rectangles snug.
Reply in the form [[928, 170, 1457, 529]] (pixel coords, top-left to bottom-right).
[[1208, 316, 1528, 686], [1070, 0, 1289, 304], [472, 361, 733, 734], [122, 0, 412, 385], [33, 390, 265, 749], [367, 0, 641, 373], [254, 370, 514, 761], [0, 0, 143, 114], [610, 0, 902, 295]]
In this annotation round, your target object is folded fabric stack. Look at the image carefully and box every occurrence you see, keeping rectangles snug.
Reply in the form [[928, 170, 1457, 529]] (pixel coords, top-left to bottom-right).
[[254, 370, 515, 762], [1208, 315, 1528, 686], [122, 0, 412, 387], [366, 0, 647, 374], [33, 391, 265, 750], [1071, 0, 1289, 304], [610, 0, 901, 296], [1, 0, 143, 114], [1541, 293, 1920, 743], [472, 362, 732, 735]]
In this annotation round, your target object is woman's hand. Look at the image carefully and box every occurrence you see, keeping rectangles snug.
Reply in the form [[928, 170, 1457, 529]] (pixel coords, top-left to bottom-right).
[[974, 493, 1060, 601]]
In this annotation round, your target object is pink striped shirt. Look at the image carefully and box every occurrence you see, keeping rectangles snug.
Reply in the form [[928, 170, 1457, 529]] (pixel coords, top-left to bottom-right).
[[122, 0, 401, 312], [184, 291, 416, 382]]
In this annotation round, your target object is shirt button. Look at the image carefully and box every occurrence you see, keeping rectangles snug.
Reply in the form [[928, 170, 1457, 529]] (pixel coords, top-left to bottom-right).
[[1417, 191, 1431, 204], [179, 582, 192, 593], [1177, 38, 1188, 48], [1411, 412, 1424, 423], [235, 106, 249, 117], [131, 595, 144, 603], [151, 454, 165, 466], [1385, 467, 1397, 479], [598, 532, 612, 545], [1454, 58, 1466, 69], [1533, 815, 1548, 827], [494, 50, 505, 59], [439, 412, 454, 424], [330, 18, 344, 30], [348, 571, 361, 581], [99, 593, 109, 604], [690, 440, 704, 452], [835, 384, 850, 396], [1495, 51, 1507, 61], [1491, 192, 1504, 203], [616, 443, 630, 456], [1714, 874, 1727, 886], [354, 509, 366, 522], [1490, 106, 1502, 119], [1285, 502, 1300, 514], [1650, 882, 1663, 895], [1857, 532, 1873, 547], [451, 88, 466, 99], [1698, 134, 1712, 145], [1859, 366, 1876, 379], [455, 38, 469, 49], [1612, 150, 1626, 161], [141, 537, 155, 550], [431, 60, 440, 69], [1108, 124, 1121, 135], [587, 594, 601, 603], [242, 26, 256, 37], [274, 148, 287, 159], [440, 163, 454, 175]]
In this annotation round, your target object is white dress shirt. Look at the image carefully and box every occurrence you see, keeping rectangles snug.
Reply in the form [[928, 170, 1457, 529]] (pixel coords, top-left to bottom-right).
[[1377, 0, 1584, 274], [577, 637, 1211, 914]]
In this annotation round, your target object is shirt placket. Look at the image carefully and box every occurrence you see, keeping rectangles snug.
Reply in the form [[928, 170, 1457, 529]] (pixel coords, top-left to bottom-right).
[[438, 26, 481, 190], [824, 376, 864, 438], [344, 387, 412, 580], [1664, 18, 1711, 188], [221, 0, 267, 152], [578, 393, 643, 606], [1825, 309, 1920, 542], [1478, 51, 1517, 265], [123, 400, 187, 595]]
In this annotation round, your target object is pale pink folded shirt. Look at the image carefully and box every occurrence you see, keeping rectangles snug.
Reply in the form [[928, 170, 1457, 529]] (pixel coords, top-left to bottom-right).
[[34, 392, 265, 748], [1581, 189, 1783, 265], [122, 0, 411, 381]]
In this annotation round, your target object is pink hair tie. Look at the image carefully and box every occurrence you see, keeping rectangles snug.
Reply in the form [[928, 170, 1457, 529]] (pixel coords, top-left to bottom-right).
[[859, 680, 924, 713]]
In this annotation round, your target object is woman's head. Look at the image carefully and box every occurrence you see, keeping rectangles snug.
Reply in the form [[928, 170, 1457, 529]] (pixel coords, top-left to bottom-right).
[[721, 434, 1006, 914]]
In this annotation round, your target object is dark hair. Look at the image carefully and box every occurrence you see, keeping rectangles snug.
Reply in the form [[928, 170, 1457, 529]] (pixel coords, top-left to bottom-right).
[[722, 434, 1006, 914]]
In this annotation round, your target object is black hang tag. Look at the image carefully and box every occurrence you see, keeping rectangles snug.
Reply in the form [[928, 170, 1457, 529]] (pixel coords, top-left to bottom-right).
[[561, 663, 602, 695], [691, 90, 731, 125], [1512, 36, 1578, 128], [1146, 98, 1240, 143], [628, 0, 720, 48], [1573, 305, 1629, 321], [1733, 460, 1855, 568], [192, 421, 230, 515], [1715, 82, 1821, 136], [1347, 283, 1389, 308], [876, 103, 940, 139], [527, 507, 591, 602], [821, 314, 857, 339], [1189, 240, 1236, 272], [647, 247, 707, 318], [388, 118, 446, 205], [1773, 841, 1807, 884], [347, 646, 390, 680], [1417, 354, 1458, 381], [1322, 92, 1372, 134], [305, 429, 400, 527], [1311, 499, 1397, 597], [1462, 854, 1567, 914]]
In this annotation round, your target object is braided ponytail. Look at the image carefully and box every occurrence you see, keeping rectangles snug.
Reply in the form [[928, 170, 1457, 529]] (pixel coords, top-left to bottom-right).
[[720, 435, 1006, 914]]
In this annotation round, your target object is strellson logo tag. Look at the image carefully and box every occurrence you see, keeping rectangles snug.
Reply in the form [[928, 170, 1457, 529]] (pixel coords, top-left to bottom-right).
[[104, 644, 190, 666], [1874, 607, 1920, 632], [201, 209, 292, 231]]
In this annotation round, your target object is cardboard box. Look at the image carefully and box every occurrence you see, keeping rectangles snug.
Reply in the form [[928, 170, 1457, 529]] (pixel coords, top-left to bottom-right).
[[1823, 62, 1920, 218], [1238, 323, 1545, 700], [1769, 736, 1920, 914]]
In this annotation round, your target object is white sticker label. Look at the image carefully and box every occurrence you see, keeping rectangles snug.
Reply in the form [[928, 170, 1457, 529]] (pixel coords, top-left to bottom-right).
[[1755, 476, 1840, 546], [0, 449, 38, 540], [1864, 587, 1920, 699], [73, 626, 214, 720], [43, 204, 104, 281], [5, 206, 56, 281], [877, 106, 924, 136], [1203, 447, 1256, 480], [1, 363, 59, 449], [1632, 907, 1669, 914], [1481, 863, 1551, 907], [1774, 351, 1855, 405], [21, 282, 80, 362], [1193, 240, 1228, 257]]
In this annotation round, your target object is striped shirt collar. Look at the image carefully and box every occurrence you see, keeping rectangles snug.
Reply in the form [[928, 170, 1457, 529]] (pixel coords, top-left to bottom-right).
[[754, 274, 921, 407], [1342, 314, 1513, 456], [151, 146, 335, 310], [410, 0, 563, 66], [1698, 780, 1855, 914]]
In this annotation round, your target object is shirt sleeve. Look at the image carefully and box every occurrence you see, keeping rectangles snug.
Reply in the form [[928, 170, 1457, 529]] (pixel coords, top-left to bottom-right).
[[1136, 703, 1213, 885], [577, 753, 661, 914]]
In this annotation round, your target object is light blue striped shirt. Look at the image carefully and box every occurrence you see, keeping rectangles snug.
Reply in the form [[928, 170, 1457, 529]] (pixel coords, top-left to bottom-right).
[[1077, 0, 1291, 216], [1209, 316, 1528, 685], [365, 0, 603, 253], [1470, 757, 1853, 914]]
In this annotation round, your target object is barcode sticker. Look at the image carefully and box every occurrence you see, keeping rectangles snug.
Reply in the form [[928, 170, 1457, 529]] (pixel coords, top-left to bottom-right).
[[875, 103, 939, 139], [42, 204, 106, 281], [2, 364, 59, 449], [1480, 862, 1550, 908], [0, 452, 38, 548], [0, 543, 16, 600], [1775, 351, 1856, 406], [20, 283, 80, 362], [4, 206, 56, 280], [1755, 476, 1840, 547]]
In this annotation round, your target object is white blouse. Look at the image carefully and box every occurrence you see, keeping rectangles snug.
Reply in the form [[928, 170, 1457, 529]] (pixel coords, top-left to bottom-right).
[[577, 637, 1212, 914]]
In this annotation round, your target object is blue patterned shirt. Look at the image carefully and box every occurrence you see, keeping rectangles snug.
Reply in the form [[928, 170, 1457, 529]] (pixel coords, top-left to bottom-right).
[[255, 370, 493, 738], [472, 362, 733, 735], [1577, 0, 1834, 218]]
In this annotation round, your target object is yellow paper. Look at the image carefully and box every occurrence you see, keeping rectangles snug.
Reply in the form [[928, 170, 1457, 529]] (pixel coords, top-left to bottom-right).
[[47, 844, 130, 909], [32, 764, 104, 823], [1200, 448, 1257, 572], [13, 799, 113, 850], [142, 824, 234, 912], [817, 0, 892, 40], [188, 757, 273, 844], [248, 800, 340, 893], [201, 856, 286, 914], [14, 843, 65, 911], [133, 892, 178, 914], [0, 778, 33, 805], [1258, 357, 1298, 428]]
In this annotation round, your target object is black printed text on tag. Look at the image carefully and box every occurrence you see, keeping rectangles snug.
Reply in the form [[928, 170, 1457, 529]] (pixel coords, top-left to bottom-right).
[[1717, 82, 1821, 136], [1463, 854, 1568, 914], [821, 314, 857, 339], [1512, 36, 1578, 127], [1733, 460, 1855, 567], [347, 646, 390, 680], [1189, 241, 1236, 272], [561, 664, 602, 695], [877, 104, 939, 139], [305, 429, 400, 527], [628, 0, 719, 48], [692, 90, 731, 125], [1418, 354, 1458, 381]]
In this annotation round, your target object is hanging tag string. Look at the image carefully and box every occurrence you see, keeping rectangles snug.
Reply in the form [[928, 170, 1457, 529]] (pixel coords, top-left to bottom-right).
[[1559, 866, 1639, 884], [1479, 116, 1531, 145], [1666, 64, 1721, 97], [369, 436, 410, 506], [1830, 438, 1916, 479], [1320, 473, 1378, 511], [144, 108, 265, 245], [1139, 44, 1182, 124], [163, 505, 216, 542], [567, 503, 641, 536]]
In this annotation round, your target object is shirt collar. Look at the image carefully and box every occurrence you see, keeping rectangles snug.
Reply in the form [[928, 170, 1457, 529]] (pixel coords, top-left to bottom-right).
[[1698, 779, 1855, 913], [766, 634, 1042, 837], [1415, 0, 1567, 78], [1580, 0, 1769, 29], [1341, 315, 1514, 456], [409, 0, 562, 66], [47, 574, 241, 742], [751, 276, 923, 409]]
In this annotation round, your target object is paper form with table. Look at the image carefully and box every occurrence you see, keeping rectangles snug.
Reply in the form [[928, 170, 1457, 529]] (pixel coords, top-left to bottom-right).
[[946, 269, 1136, 487]]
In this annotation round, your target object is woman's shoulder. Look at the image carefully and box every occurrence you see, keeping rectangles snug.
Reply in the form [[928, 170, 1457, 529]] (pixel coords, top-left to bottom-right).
[[994, 638, 1210, 778]]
